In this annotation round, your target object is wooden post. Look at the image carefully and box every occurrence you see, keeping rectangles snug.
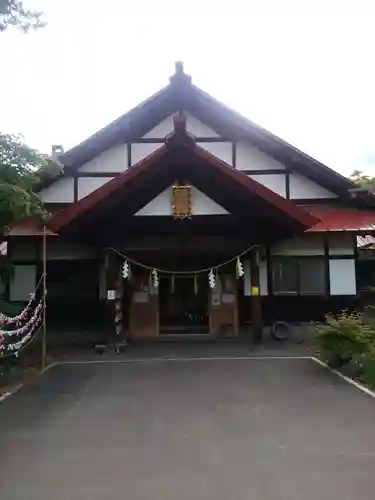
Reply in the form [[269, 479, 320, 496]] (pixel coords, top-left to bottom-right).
[[250, 248, 262, 345], [41, 226, 47, 370], [104, 249, 119, 342]]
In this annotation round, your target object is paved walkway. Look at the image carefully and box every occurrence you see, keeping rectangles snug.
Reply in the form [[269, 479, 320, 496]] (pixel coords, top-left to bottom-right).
[[0, 356, 374, 500], [52, 338, 313, 362]]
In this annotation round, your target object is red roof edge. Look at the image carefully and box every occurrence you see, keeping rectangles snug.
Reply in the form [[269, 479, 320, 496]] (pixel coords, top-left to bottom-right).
[[47, 140, 319, 233], [306, 207, 375, 232], [193, 145, 319, 229], [47, 144, 168, 232]]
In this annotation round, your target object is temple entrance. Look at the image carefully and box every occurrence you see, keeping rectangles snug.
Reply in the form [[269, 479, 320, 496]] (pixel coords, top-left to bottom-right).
[[159, 275, 209, 334]]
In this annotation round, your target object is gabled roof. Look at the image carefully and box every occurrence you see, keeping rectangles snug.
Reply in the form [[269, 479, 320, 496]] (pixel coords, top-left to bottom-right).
[[44, 62, 373, 206], [47, 121, 318, 234]]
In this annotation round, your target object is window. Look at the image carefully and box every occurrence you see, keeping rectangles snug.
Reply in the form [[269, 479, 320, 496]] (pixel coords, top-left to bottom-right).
[[272, 259, 298, 294], [272, 258, 326, 295], [299, 259, 325, 294]]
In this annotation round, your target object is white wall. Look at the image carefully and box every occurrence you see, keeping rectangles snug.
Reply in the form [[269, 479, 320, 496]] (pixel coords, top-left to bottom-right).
[[236, 142, 285, 171], [131, 141, 233, 168], [10, 265, 36, 301], [199, 142, 233, 165], [289, 173, 337, 199], [142, 112, 220, 138], [249, 173, 286, 197], [329, 259, 356, 295], [131, 143, 163, 166], [79, 143, 128, 173], [142, 114, 175, 138], [243, 260, 251, 296], [77, 177, 113, 199], [271, 234, 324, 255], [135, 186, 229, 216], [259, 260, 268, 296], [40, 177, 75, 203]]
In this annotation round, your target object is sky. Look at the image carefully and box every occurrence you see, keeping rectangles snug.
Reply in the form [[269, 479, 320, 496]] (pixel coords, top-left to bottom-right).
[[1, 0, 375, 177]]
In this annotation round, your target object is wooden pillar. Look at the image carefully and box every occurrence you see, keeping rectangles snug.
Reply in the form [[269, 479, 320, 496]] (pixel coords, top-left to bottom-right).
[[104, 249, 119, 340], [250, 248, 263, 344]]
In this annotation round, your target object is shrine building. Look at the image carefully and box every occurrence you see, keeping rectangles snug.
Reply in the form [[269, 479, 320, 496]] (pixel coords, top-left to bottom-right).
[[8, 62, 375, 343]]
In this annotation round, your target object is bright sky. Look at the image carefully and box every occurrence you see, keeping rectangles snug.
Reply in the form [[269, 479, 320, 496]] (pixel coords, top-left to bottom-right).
[[1, 0, 375, 176]]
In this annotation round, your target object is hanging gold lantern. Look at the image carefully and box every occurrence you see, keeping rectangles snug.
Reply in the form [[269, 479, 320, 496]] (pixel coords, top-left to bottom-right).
[[172, 184, 192, 219]]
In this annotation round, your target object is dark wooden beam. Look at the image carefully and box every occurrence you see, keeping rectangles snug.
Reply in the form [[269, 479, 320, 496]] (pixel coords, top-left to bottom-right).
[[285, 170, 290, 199], [250, 247, 263, 344], [240, 169, 288, 176], [104, 249, 120, 339], [73, 176, 78, 202], [127, 143, 132, 169], [323, 233, 330, 296], [133, 137, 231, 144], [232, 142, 236, 168]]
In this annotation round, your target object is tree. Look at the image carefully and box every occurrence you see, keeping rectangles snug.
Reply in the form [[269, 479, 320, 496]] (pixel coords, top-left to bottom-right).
[[349, 170, 375, 189], [0, 0, 45, 32], [0, 133, 61, 235]]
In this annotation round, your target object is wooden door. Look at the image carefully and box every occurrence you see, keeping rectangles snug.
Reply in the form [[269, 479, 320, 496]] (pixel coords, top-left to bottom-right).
[[129, 274, 159, 338], [209, 274, 238, 337]]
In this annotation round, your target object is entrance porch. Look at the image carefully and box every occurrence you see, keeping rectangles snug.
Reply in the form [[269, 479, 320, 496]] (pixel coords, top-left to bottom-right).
[[43, 118, 317, 343]]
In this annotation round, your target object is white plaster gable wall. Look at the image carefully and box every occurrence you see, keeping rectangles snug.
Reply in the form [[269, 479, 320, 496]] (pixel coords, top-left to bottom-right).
[[236, 142, 285, 171], [191, 187, 229, 215], [289, 173, 337, 199], [199, 142, 233, 165], [77, 177, 113, 200], [248, 173, 287, 197], [135, 186, 229, 216], [131, 142, 233, 168], [186, 113, 220, 137], [131, 143, 163, 166], [40, 177, 75, 203], [142, 112, 220, 138], [79, 143, 128, 173]]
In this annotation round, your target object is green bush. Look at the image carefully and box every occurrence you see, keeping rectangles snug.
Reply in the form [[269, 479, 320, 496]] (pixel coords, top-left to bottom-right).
[[360, 344, 375, 388], [315, 311, 374, 368]]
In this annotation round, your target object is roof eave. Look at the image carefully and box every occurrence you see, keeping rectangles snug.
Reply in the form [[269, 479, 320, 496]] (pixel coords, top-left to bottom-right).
[[47, 140, 319, 234]]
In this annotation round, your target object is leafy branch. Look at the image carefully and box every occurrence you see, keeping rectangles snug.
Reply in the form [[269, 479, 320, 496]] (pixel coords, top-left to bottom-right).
[[0, 0, 45, 32]]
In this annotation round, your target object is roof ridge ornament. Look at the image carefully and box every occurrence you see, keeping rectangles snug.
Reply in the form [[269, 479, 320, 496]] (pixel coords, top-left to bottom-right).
[[173, 109, 187, 133], [169, 61, 192, 85], [165, 109, 196, 148]]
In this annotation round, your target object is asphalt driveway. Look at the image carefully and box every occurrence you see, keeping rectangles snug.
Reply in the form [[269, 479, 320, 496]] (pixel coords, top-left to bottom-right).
[[0, 357, 374, 500]]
